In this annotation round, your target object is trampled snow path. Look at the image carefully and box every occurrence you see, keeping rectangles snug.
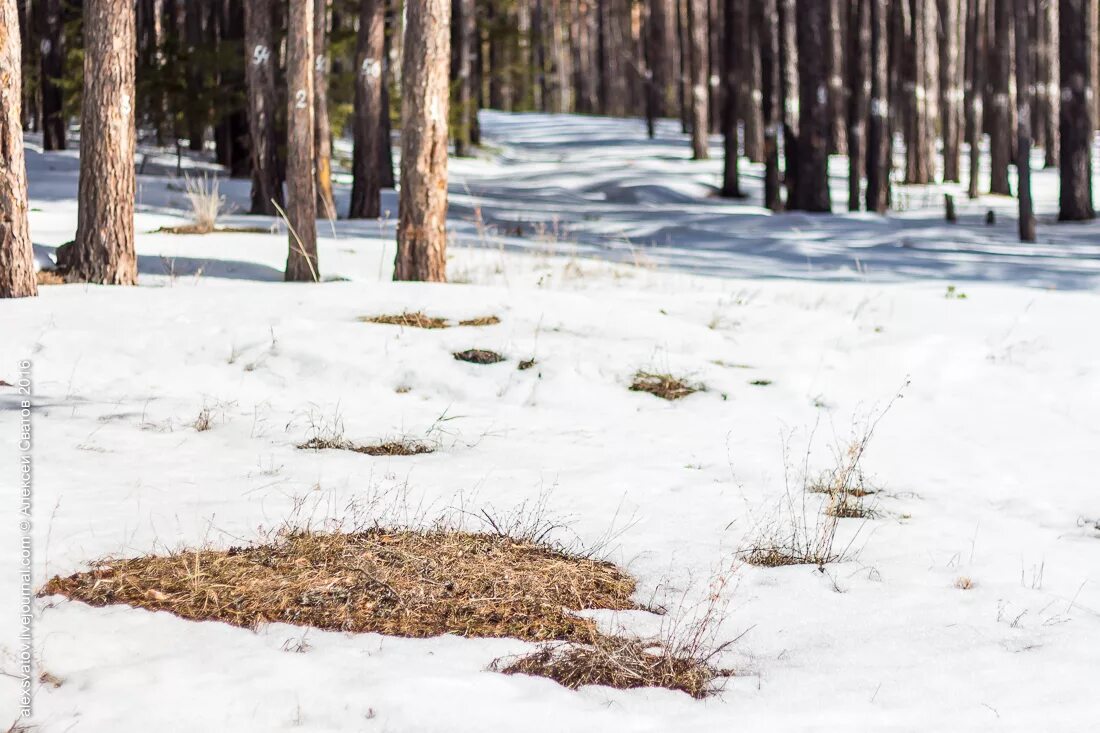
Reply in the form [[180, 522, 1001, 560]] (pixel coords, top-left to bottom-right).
[[3, 113, 1100, 731]]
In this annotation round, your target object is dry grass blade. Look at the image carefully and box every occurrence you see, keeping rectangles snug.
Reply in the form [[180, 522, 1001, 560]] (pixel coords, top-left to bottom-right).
[[629, 371, 704, 401], [454, 349, 506, 364], [41, 529, 638, 641], [494, 635, 731, 699], [361, 312, 450, 329]]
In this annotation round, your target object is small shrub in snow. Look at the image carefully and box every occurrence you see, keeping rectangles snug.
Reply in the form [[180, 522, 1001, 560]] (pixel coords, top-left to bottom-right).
[[183, 174, 227, 234]]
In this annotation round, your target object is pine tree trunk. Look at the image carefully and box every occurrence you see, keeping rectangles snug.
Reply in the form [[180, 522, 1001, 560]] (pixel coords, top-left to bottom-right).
[[379, 0, 397, 189], [285, 0, 318, 281], [965, 0, 985, 198], [708, 0, 723, 132], [848, 0, 870, 211], [453, 0, 475, 155], [213, 0, 251, 178], [649, 0, 678, 116], [1015, 0, 1036, 240], [38, 0, 65, 150], [720, 0, 741, 195], [687, 0, 709, 158], [349, 0, 386, 218], [1037, 0, 1059, 167], [940, 0, 962, 181], [789, 0, 830, 211], [741, 0, 764, 162], [0, 0, 36, 298], [244, 0, 284, 215], [759, 0, 781, 210], [1058, 0, 1095, 219], [826, 0, 846, 154], [314, 0, 336, 219], [66, 0, 136, 285], [905, 0, 936, 184], [395, 0, 450, 282], [186, 0, 206, 151], [989, 0, 1013, 194], [778, 0, 798, 200], [866, 0, 891, 213]]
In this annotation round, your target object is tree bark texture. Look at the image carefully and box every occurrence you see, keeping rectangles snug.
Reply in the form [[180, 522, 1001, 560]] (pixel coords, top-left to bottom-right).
[[244, 0, 283, 215], [68, 0, 137, 285], [1058, 0, 1094, 219], [989, 0, 1013, 194], [314, 0, 336, 218], [720, 0, 740, 195], [789, 0, 830, 212], [0, 0, 36, 297], [848, 0, 870, 210], [759, 0, 781, 210], [866, 0, 890, 212], [687, 0, 709, 158], [350, 0, 386, 218], [395, 0, 450, 282], [38, 0, 64, 150], [1014, 0, 1035, 240], [285, 0, 319, 282]]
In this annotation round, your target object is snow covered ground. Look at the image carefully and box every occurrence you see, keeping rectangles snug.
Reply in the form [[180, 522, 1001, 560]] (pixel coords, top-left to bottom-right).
[[3, 112, 1100, 731]]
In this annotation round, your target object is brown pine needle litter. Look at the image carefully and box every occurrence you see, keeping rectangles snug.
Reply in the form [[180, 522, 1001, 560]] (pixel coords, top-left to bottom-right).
[[297, 437, 435, 456], [361, 311, 450, 329], [629, 371, 704, 401], [458, 315, 501, 327], [361, 312, 502, 329], [36, 269, 65, 286], [494, 635, 732, 699], [454, 349, 506, 364], [40, 529, 639, 641]]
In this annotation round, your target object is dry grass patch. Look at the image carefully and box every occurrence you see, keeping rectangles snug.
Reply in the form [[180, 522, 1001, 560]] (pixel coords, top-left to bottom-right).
[[454, 349, 506, 364], [361, 312, 501, 329], [40, 529, 638, 641], [954, 576, 975, 590], [494, 635, 730, 699], [36, 269, 65, 285], [298, 436, 435, 456], [630, 371, 704, 401], [459, 315, 501, 327], [362, 311, 449, 329], [518, 358, 537, 371]]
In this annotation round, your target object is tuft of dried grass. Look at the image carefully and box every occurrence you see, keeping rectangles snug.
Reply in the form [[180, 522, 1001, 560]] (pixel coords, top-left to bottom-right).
[[954, 576, 974, 590], [361, 312, 449, 329], [518, 358, 537, 371], [36, 269, 65, 286], [40, 529, 638, 641], [454, 349, 506, 364], [298, 436, 435, 456], [458, 315, 501, 327], [629, 372, 703, 401], [494, 635, 729, 699]]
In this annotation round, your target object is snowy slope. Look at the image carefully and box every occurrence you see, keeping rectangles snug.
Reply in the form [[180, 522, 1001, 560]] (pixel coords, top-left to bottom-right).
[[2, 113, 1100, 731]]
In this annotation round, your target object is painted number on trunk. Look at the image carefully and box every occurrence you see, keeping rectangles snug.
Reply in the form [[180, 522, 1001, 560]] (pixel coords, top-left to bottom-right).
[[253, 45, 271, 66], [295, 90, 308, 109]]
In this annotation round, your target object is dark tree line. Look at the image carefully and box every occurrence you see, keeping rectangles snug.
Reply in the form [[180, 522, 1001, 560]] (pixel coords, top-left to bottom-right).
[[3, 0, 1099, 299]]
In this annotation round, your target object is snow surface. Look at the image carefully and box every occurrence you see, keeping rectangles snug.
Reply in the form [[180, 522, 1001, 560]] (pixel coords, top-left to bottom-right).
[[3, 112, 1100, 731]]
